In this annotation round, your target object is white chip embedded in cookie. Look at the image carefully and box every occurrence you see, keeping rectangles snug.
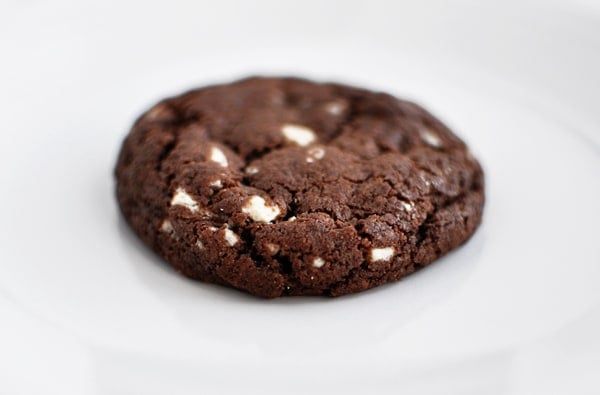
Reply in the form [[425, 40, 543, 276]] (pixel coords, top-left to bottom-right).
[[281, 124, 316, 146], [242, 195, 281, 223], [370, 247, 395, 262], [171, 187, 199, 212], [223, 227, 239, 246], [210, 146, 228, 167], [420, 128, 443, 148], [306, 147, 325, 163], [312, 257, 326, 268]]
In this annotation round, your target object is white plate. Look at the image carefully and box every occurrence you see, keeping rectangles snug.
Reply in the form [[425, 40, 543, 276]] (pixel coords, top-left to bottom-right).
[[1, 0, 600, 394]]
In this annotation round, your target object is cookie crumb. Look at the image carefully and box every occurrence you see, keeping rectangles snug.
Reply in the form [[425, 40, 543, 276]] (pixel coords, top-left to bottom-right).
[[224, 228, 239, 246], [420, 128, 442, 148], [210, 146, 229, 167], [370, 247, 395, 262], [242, 195, 281, 223], [287, 216, 297, 222], [312, 257, 325, 268], [281, 124, 316, 146], [171, 187, 199, 213]]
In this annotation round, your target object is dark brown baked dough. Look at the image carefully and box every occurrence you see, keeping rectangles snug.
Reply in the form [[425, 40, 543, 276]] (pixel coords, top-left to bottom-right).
[[115, 77, 484, 297]]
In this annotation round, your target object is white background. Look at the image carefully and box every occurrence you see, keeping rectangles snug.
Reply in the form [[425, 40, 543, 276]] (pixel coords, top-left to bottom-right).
[[1, 1, 600, 394]]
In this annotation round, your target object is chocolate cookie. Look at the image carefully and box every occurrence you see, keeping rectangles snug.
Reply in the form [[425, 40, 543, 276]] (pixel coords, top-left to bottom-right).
[[115, 77, 484, 297]]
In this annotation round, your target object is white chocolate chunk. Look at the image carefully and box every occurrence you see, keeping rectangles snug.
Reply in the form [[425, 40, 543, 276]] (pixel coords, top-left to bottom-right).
[[160, 219, 174, 234], [242, 195, 281, 223], [266, 243, 280, 254], [308, 147, 325, 159], [209, 226, 218, 232], [306, 147, 325, 163], [420, 128, 442, 148], [401, 201, 414, 212], [312, 257, 325, 268], [370, 247, 395, 262], [171, 187, 199, 212], [287, 216, 297, 222], [224, 228, 239, 246], [195, 240, 204, 250], [209, 179, 223, 188], [324, 101, 345, 115], [160, 219, 179, 240], [281, 124, 316, 146], [210, 146, 228, 167], [245, 166, 259, 175]]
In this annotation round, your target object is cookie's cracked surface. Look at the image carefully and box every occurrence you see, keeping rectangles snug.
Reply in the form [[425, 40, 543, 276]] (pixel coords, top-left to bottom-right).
[[115, 77, 484, 297]]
